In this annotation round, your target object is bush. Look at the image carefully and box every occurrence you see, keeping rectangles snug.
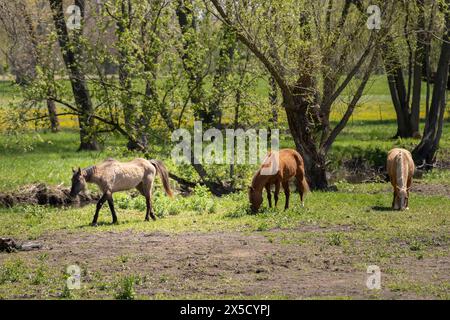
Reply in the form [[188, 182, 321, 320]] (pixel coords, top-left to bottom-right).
[[115, 275, 138, 300], [186, 185, 216, 214]]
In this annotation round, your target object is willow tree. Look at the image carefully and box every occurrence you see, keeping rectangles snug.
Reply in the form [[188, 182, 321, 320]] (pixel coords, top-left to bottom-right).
[[413, 1, 449, 167], [49, 0, 99, 150], [209, 0, 394, 189]]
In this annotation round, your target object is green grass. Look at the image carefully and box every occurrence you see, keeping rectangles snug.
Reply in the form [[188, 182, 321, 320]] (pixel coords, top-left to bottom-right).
[[0, 182, 448, 238]]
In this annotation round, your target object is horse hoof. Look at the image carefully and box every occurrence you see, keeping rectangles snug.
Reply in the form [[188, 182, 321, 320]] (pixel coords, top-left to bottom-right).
[[405, 207, 410, 210], [91, 223, 98, 227], [112, 221, 118, 225]]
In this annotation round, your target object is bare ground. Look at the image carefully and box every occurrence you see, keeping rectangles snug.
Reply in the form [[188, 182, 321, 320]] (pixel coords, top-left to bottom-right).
[[1, 228, 448, 299]]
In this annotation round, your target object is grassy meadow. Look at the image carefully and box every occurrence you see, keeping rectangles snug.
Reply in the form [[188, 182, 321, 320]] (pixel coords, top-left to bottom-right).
[[0, 76, 449, 299]]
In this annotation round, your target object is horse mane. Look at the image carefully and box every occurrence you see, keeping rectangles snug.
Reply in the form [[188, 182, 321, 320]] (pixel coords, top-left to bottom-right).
[[251, 152, 276, 188], [396, 151, 404, 189], [83, 165, 96, 182]]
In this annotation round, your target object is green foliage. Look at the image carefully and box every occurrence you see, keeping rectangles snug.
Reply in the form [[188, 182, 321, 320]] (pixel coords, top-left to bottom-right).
[[31, 265, 48, 285], [114, 275, 138, 300], [0, 259, 27, 284], [328, 233, 343, 246]]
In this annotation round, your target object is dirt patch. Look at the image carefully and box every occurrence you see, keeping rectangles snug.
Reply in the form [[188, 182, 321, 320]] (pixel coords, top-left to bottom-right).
[[1, 229, 448, 299], [411, 182, 450, 198], [0, 183, 100, 207]]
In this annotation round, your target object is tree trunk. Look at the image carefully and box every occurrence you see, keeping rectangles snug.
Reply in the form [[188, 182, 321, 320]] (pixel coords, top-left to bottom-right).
[[284, 96, 328, 190], [49, 0, 99, 150], [46, 99, 60, 132], [383, 39, 413, 138], [176, 0, 208, 123], [409, 0, 426, 138], [413, 7, 450, 167], [269, 75, 278, 126]]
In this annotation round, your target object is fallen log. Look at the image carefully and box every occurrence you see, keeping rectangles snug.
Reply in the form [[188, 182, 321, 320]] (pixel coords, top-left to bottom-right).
[[0, 237, 43, 253]]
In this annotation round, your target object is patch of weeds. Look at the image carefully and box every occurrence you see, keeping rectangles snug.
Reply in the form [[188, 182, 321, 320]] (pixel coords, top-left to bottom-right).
[[60, 283, 74, 299], [115, 194, 134, 210], [409, 240, 423, 251], [115, 275, 138, 300], [159, 274, 169, 283], [119, 254, 130, 264], [37, 253, 48, 262], [187, 185, 215, 214], [257, 221, 270, 232], [0, 259, 27, 284], [97, 281, 110, 291], [225, 203, 250, 218], [31, 265, 48, 285], [154, 191, 182, 217], [23, 205, 47, 226], [328, 233, 343, 246]]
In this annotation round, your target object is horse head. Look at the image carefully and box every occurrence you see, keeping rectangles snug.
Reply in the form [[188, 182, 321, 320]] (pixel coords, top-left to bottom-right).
[[248, 186, 262, 213], [70, 167, 87, 198]]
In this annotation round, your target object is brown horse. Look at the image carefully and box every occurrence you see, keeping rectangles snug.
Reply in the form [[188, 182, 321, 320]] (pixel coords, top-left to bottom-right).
[[386, 148, 414, 210], [70, 158, 173, 226], [249, 149, 309, 212]]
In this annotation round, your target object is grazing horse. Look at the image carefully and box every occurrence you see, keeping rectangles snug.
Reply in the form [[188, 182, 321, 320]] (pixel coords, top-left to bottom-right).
[[249, 149, 309, 212], [70, 158, 173, 226], [386, 148, 414, 210]]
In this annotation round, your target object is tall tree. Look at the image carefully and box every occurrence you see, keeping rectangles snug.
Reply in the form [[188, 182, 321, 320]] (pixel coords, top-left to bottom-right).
[[0, 0, 60, 132], [210, 0, 389, 189], [49, 0, 99, 150], [413, 1, 449, 167], [382, 0, 428, 138]]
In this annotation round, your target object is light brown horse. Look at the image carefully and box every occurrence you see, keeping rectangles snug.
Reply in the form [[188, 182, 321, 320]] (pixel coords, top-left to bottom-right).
[[70, 158, 173, 226], [249, 149, 309, 212], [386, 148, 414, 210]]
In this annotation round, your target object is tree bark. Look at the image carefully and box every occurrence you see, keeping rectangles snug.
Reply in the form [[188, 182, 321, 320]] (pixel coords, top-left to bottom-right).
[[409, 0, 426, 138], [46, 99, 60, 132], [49, 0, 99, 150], [382, 38, 412, 138], [413, 6, 449, 167]]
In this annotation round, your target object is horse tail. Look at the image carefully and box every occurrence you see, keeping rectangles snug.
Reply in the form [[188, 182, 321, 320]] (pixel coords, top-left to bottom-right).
[[149, 160, 173, 197], [293, 150, 309, 194], [300, 174, 310, 194]]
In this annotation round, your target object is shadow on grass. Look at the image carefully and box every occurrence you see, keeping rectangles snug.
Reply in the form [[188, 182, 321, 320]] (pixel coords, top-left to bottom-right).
[[77, 221, 118, 229], [371, 206, 394, 212]]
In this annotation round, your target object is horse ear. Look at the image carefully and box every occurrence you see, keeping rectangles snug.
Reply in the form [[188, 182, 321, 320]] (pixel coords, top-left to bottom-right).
[[77, 167, 81, 174], [72, 167, 76, 173]]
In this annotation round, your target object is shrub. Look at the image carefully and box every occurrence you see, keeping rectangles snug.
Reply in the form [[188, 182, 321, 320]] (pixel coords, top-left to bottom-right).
[[115, 275, 137, 300]]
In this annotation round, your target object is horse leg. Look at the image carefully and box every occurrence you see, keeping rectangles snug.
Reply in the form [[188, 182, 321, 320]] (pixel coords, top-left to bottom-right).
[[145, 195, 156, 221], [136, 182, 155, 221], [265, 184, 272, 208], [282, 181, 290, 210], [393, 189, 400, 210], [406, 176, 412, 210], [391, 191, 396, 209], [274, 181, 280, 207], [106, 192, 118, 224], [91, 193, 107, 226], [143, 177, 156, 221]]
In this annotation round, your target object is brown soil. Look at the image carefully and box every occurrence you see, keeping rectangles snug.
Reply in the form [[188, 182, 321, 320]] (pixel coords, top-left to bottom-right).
[[0, 183, 99, 207], [2, 229, 448, 299], [411, 182, 450, 198]]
